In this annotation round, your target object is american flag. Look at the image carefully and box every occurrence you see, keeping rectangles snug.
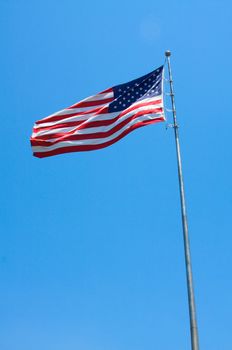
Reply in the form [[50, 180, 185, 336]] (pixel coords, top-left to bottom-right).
[[31, 66, 165, 158]]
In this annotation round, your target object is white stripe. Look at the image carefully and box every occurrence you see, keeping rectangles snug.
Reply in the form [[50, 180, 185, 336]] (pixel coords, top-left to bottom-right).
[[33, 103, 163, 139], [32, 112, 165, 153], [77, 91, 113, 102]]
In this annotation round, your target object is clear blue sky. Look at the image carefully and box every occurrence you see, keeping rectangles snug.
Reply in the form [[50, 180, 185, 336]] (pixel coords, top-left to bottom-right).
[[1, 0, 232, 349]]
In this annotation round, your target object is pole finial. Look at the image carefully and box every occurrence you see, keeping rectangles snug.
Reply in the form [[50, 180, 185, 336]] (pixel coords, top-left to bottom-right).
[[165, 50, 171, 57]]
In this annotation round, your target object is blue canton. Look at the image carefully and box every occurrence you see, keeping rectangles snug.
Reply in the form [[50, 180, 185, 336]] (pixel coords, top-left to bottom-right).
[[109, 66, 163, 113]]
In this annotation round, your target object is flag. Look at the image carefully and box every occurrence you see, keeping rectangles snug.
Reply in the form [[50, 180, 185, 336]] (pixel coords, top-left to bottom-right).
[[31, 66, 165, 158]]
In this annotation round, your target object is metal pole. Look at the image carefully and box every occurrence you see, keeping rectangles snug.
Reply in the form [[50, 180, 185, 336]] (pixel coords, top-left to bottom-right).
[[165, 50, 199, 350]]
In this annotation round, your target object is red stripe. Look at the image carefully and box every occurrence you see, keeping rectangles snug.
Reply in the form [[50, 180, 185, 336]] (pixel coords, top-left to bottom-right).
[[33, 116, 165, 158], [99, 88, 113, 94], [119, 99, 162, 117], [68, 97, 113, 109], [31, 108, 163, 146]]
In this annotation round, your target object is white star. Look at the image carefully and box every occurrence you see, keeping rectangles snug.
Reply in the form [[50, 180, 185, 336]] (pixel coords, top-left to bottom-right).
[[123, 104, 126, 107]]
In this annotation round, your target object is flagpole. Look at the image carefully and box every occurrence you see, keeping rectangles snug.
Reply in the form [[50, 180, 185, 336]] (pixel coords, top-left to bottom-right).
[[165, 50, 199, 350]]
